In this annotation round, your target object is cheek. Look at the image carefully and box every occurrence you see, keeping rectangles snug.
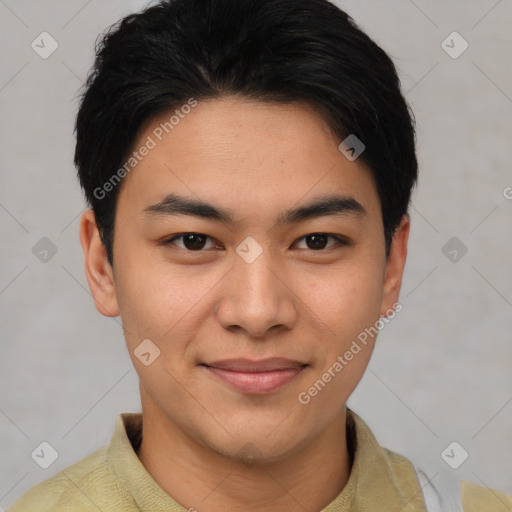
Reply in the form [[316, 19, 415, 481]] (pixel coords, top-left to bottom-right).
[[296, 258, 384, 334], [293, 258, 383, 395], [113, 249, 223, 350]]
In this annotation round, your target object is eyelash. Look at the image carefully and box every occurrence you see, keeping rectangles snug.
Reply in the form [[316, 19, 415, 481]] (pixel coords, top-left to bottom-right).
[[161, 233, 350, 252]]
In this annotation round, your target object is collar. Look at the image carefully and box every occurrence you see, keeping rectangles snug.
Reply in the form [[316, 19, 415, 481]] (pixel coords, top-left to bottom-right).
[[322, 410, 427, 511], [108, 412, 185, 510], [107, 409, 426, 511]]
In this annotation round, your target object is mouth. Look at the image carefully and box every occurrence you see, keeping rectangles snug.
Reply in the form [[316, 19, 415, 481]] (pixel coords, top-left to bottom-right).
[[200, 358, 308, 395]]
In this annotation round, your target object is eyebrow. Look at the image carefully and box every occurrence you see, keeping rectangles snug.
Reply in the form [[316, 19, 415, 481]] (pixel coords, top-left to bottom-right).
[[144, 193, 366, 226]]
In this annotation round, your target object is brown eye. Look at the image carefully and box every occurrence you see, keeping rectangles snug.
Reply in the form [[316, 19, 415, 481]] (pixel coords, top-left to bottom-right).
[[295, 233, 348, 251], [164, 233, 218, 251]]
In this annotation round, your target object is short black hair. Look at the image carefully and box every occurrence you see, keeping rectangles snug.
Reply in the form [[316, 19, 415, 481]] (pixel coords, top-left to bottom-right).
[[74, 0, 418, 265]]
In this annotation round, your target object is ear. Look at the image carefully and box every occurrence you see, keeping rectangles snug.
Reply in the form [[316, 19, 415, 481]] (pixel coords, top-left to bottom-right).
[[79, 209, 120, 317], [380, 214, 410, 317]]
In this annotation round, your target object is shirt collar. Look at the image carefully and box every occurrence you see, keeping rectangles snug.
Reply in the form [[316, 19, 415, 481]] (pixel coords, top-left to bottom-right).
[[108, 412, 185, 511], [107, 409, 426, 512], [322, 410, 427, 511]]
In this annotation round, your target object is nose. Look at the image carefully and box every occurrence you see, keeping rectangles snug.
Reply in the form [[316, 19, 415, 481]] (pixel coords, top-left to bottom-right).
[[214, 245, 298, 339]]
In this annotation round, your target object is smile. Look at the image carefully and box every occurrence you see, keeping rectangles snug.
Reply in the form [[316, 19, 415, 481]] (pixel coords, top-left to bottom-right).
[[201, 358, 308, 395]]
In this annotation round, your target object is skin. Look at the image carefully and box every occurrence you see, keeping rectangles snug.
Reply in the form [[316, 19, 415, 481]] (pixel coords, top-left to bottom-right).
[[80, 96, 409, 512]]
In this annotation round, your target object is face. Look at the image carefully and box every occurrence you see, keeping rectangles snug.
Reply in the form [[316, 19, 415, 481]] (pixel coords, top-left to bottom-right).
[[81, 96, 409, 462]]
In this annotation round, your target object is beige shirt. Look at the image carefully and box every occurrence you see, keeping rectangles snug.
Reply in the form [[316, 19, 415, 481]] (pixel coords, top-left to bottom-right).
[[9, 409, 512, 511]]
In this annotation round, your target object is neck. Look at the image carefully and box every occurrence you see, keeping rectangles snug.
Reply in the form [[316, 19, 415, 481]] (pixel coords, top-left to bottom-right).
[[136, 402, 351, 512]]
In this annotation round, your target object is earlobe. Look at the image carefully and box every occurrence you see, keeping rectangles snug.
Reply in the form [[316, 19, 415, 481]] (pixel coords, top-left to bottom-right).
[[380, 215, 410, 317], [79, 209, 120, 317]]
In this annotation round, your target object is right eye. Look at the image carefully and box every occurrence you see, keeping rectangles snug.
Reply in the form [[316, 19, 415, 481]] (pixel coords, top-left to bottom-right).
[[161, 233, 222, 251]]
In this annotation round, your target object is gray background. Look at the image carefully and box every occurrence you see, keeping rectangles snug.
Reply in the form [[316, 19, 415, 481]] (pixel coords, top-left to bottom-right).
[[1, 0, 511, 509]]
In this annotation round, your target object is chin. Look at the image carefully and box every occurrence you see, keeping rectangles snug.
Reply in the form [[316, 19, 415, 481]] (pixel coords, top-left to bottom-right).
[[201, 421, 310, 465]]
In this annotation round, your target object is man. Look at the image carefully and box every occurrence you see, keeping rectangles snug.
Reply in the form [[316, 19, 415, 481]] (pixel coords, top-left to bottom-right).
[[9, 0, 512, 510]]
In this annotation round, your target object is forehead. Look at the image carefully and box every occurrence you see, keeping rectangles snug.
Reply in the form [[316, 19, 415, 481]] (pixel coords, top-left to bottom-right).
[[117, 97, 380, 222]]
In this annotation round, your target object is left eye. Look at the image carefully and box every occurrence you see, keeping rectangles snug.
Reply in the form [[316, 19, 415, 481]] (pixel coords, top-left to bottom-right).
[[294, 233, 347, 251], [163, 233, 347, 252]]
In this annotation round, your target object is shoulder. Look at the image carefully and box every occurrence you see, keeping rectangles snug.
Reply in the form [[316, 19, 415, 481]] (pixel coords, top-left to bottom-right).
[[412, 468, 512, 512], [460, 480, 512, 512], [8, 445, 131, 511]]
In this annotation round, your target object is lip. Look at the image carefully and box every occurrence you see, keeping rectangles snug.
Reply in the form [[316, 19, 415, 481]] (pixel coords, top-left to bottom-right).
[[201, 358, 307, 395]]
